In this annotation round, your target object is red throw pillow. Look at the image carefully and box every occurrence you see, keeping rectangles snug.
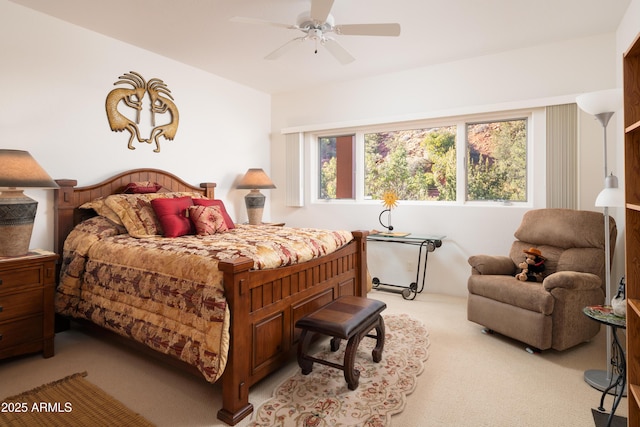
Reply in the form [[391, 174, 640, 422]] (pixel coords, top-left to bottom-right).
[[188, 205, 229, 235], [192, 199, 235, 229], [150, 196, 194, 237], [122, 181, 163, 194]]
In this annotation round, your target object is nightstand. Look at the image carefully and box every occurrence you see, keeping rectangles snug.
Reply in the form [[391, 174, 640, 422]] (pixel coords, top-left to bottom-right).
[[0, 250, 58, 360]]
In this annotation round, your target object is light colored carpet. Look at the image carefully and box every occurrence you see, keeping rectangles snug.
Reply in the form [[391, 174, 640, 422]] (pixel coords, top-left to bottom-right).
[[0, 291, 627, 426]]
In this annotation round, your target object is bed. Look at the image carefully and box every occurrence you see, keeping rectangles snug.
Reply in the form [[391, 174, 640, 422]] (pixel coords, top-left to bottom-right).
[[53, 168, 368, 425]]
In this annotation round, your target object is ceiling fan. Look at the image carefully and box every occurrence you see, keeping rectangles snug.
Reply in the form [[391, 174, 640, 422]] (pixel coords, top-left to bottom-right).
[[231, 0, 401, 64]]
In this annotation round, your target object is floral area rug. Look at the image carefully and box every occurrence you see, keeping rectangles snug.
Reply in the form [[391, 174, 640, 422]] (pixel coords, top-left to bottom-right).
[[248, 314, 430, 427]]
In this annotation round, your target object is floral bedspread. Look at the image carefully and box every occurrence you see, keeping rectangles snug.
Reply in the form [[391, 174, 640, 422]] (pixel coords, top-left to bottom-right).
[[56, 216, 353, 383]]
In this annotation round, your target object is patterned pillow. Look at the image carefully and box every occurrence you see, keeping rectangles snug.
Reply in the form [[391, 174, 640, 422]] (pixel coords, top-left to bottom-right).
[[192, 199, 235, 229], [188, 205, 229, 235], [104, 192, 204, 238], [79, 197, 124, 226], [122, 181, 163, 194]]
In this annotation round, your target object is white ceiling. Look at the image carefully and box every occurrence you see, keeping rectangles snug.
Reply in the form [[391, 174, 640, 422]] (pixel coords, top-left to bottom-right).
[[10, 0, 631, 94]]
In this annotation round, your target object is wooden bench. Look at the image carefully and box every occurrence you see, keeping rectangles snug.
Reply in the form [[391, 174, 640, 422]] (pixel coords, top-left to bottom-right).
[[295, 296, 387, 390]]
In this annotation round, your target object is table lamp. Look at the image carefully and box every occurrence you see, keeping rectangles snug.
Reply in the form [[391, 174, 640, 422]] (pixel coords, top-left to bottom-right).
[[0, 149, 59, 257], [236, 168, 276, 225]]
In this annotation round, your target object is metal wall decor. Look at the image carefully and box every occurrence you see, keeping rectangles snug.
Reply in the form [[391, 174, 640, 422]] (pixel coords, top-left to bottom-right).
[[105, 71, 179, 153]]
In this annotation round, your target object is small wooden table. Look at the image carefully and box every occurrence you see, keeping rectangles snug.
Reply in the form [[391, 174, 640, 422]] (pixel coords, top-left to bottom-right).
[[0, 250, 58, 360], [295, 296, 386, 390]]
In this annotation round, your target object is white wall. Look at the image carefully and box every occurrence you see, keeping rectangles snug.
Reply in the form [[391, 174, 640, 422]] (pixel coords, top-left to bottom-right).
[[614, 0, 640, 292], [1, 0, 272, 252], [271, 34, 619, 297]]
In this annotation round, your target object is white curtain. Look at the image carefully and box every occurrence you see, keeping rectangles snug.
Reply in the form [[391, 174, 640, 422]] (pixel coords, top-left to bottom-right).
[[285, 132, 304, 207], [546, 103, 578, 208]]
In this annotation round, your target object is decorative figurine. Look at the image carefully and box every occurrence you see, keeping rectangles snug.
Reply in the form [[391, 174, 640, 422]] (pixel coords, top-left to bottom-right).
[[379, 190, 399, 231]]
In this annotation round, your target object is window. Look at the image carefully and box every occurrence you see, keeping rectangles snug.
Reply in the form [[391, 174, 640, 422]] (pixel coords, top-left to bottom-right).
[[364, 127, 456, 201], [319, 135, 355, 199], [466, 118, 527, 202], [314, 112, 530, 204]]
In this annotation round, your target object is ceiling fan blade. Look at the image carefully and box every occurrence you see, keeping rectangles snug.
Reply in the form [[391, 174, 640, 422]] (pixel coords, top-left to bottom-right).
[[310, 0, 334, 23], [264, 37, 306, 60], [323, 38, 355, 65], [334, 23, 401, 37], [230, 16, 297, 30]]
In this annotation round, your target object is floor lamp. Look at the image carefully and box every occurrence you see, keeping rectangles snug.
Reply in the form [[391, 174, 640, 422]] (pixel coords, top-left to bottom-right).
[[576, 88, 624, 393]]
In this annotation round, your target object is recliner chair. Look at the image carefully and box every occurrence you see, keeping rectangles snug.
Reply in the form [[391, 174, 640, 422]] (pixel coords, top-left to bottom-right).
[[467, 208, 616, 351]]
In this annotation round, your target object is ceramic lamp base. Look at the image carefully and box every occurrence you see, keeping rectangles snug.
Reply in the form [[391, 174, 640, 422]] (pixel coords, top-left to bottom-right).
[[0, 190, 37, 257], [244, 189, 266, 225]]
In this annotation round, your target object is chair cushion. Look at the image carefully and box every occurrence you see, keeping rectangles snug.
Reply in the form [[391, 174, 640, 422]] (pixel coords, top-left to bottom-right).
[[513, 208, 607, 249], [468, 275, 554, 315], [296, 296, 387, 340]]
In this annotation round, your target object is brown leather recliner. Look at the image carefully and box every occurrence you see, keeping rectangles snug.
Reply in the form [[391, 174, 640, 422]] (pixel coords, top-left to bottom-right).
[[467, 208, 616, 351]]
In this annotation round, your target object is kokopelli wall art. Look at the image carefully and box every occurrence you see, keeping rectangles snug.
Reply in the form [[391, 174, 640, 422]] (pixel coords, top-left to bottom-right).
[[105, 71, 179, 153]]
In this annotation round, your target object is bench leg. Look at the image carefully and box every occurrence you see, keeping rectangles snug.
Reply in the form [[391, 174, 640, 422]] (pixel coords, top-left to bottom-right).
[[297, 329, 315, 375], [372, 315, 385, 363], [344, 334, 362, 390], [330, 337, 342, 352]]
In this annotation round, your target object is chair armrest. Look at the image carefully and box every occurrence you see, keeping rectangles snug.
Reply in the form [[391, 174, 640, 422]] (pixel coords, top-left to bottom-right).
[[468, 255, 516, 275], [543, 271, 602, 291]]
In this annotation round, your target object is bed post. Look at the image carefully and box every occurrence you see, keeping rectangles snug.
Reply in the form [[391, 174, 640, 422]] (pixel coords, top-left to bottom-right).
[[53, 179, 78, 258], [199, 182, 216, 199], [352, 230, 369, 296], [217, 256, 255, 425]]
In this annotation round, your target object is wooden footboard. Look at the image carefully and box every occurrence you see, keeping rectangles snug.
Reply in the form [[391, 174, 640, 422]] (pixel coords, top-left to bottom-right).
[[217, 231, 368, 424]]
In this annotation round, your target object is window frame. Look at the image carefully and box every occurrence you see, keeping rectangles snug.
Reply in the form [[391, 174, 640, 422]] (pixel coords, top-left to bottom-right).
[[309, 108, 540, 207]]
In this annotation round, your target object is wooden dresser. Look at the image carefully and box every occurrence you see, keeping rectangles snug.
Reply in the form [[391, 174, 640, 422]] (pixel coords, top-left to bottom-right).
[[0, 251, 58, 360]]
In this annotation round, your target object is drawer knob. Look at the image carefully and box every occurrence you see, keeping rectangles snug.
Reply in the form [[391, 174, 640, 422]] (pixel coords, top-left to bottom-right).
[[0, 306, 2, 312]]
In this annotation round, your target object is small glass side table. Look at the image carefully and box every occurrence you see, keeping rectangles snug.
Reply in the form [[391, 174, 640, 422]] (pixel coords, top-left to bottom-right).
[[366, 232, 445, 300], [582, 305, 626, 427]]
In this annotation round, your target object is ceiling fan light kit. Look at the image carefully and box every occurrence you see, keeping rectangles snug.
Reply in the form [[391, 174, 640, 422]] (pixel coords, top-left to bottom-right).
[[231, 0, 401, 64]]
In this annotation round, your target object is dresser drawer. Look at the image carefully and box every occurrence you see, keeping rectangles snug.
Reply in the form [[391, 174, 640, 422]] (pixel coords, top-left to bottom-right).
[[0, 266, 43, 292], [0, 315, 44, 350], [0, 289, 43, 322]]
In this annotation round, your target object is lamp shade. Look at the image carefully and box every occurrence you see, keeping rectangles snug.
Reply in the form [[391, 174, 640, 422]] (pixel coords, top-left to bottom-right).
[[575, 89, 622, 115], [595, 174, 624, 208], [0, 149, 58, 189], [236, 168, 276, 189]]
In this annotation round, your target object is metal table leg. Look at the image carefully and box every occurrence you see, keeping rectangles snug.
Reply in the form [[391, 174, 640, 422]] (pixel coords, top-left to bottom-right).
[[371, 238, 441, 300], [597, 325, 626, 427]]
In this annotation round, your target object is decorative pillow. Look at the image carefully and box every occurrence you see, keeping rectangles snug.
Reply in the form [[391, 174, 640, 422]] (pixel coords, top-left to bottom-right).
[[79, 197, 124, 226], [151, 196, 194, 237], [188, 205, 229, 235], [192, 199, 235, 229], [122, 181, 163, 194], [104, 192, 203, 238]]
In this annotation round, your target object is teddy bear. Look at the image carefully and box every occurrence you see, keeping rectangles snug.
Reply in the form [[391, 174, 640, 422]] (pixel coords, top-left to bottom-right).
[[516, 247, 546, 282]]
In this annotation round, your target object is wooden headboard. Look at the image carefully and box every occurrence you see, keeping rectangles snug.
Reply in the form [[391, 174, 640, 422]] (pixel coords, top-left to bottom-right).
[[53, 168, 216, 257]]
